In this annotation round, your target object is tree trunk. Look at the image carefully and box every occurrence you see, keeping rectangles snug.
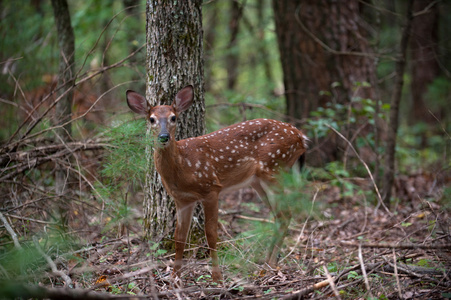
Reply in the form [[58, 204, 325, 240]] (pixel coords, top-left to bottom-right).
[[256, 0, 273, 86], [204, 1, 219, 92], [382, 1, 414, 208], [51, 0, 75, 200], [272, 0, 377, 164], [145, 0, 205, 241], [226, 0, 244, 90], [409, 0, 439, 125]]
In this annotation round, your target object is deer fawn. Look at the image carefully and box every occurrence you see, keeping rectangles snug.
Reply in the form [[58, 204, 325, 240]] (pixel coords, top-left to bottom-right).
[[126, 85, 307, 282]]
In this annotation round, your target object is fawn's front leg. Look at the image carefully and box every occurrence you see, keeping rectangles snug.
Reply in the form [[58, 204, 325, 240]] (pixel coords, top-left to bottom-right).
[[202, 195, 222, 282], [173, 202, 195, 278]]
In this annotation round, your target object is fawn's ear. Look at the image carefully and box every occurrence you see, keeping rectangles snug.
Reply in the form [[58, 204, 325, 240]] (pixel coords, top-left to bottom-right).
[[173, 85, 194, 114], [126, 90, 148, 115]]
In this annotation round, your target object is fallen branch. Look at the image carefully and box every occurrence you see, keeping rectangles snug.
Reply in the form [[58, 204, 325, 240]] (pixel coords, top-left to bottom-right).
[[0, 282, 143, 300], [281, 278, 331, 300], [33, 236, 73, 288], [0, 211, 22, 251], [340, 241, 451, 250], [0, 139, 109, 182]]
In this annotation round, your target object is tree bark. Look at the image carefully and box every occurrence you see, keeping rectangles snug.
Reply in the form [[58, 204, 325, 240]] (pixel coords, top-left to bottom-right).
[[382, 1, 414, 208], [51, 0, 75, 200], [203, 0, 219, 91], [226, 0, 244, 90], [272, 0, 378, 164], [256, 0, 273, 86], [409, 0, 439, 125], [145, 0, 205, 241]]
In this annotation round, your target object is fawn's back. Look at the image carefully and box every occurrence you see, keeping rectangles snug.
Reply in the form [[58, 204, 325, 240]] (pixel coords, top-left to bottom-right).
[[155, 118, 307, 202]]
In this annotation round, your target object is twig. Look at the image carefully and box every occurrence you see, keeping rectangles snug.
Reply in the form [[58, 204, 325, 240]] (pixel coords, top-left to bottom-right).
[[340, 241, 451, 250], [0, 282, 144, 300], [393, 249, 403, 299], [32, 236, 73, 287], [92, 266, 156, 289], [0, 140, 108, 182], [322, 265, 340, 299], [0, 210, 22, 250], [281, 278, 331, 300], [358, 245, 373, 298], [2, 214, 58, 225], [382, 257, 445, 286], [326, 124, 390, 215]]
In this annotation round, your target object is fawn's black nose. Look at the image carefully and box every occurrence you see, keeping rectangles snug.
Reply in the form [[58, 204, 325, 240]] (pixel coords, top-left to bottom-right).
[[158, 133, 170, 144]]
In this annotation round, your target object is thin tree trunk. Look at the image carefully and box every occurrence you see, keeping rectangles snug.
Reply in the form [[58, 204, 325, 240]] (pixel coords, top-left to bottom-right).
[[409, 0, 439, 126], [145, 0, 205, 241], [51, 0, 75, 200], [226, 0, 244, 90], [256, 0, 273, 86], [382, 1, 414, 208], [204, 1, 219, 91]]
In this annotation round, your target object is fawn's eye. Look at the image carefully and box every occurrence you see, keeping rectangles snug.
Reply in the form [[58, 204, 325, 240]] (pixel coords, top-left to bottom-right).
[[150, 117, 155, 124], [170, 115, 176, 123]]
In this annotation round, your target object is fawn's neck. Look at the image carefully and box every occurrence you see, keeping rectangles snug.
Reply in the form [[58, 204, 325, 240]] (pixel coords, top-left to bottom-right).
[[154, 140, 183, 178]]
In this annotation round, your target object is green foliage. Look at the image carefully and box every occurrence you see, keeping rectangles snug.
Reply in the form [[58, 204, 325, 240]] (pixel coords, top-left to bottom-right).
[[147, 241, 168, 258], [0, 234, 77, 284], [0, 1, 58, 93], [396, 122, 450, 173], [273, 170, 315, 219], [95, 119, 150, 231], [308, 82, 389, 145], [102, 119, 149, 183], [425, 76, 451, 114]]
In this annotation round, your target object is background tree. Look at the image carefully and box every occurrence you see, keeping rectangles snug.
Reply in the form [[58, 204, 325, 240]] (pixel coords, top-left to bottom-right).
[[272, 0, 378, 164], [50, 0, 75, 223], [143, 0, 205, 241], [409, 0, 440, 126], [226, 0, 245, 90]]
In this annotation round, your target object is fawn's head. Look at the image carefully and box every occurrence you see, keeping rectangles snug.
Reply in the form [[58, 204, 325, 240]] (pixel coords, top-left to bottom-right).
[[126, 85, 194, 146]]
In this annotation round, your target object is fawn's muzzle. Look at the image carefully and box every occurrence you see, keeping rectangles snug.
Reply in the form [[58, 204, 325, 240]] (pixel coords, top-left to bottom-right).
[[158, 133, 170, 144]]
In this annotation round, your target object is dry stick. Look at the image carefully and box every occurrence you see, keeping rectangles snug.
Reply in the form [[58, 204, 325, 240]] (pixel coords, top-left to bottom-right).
[[32, 236, 73, 287], [358, 244, 373, 298], [3, 214, 58, 225], [326, 124, 390, 215], [381, 256, 445, 286], [322, 265, 341, 299], [0, 139, 110, 163], [0, 142, 106, 181], [281, 278, 331, 300], [392, 249, 403, 299], [340, 241, 451, 250], [91, 266, 156, 289], [0, 210, 22, 250], [0, 283, 147, 300]]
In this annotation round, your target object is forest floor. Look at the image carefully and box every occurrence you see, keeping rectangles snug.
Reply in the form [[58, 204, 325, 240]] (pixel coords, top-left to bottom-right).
[[1, 172, 450, 299]]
